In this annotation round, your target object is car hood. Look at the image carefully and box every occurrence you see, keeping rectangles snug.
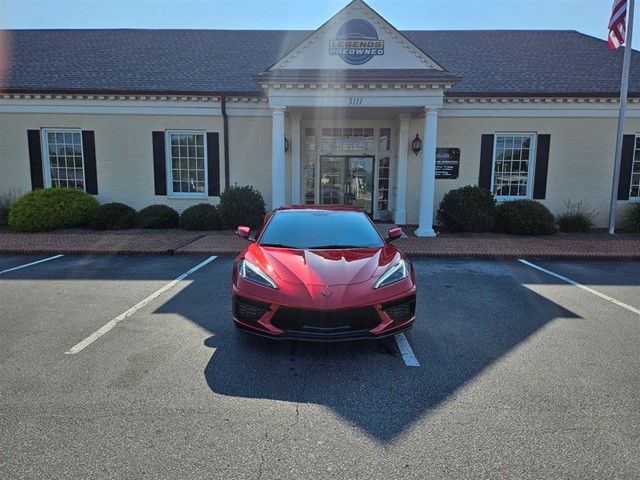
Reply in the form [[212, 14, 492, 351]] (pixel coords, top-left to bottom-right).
[[246, 244, 402, 287]]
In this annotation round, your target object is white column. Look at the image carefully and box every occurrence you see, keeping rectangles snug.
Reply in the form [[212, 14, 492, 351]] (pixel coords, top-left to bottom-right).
[[394, 114, 410, 225], [271, 107, 286, 210], [290, 113, 302, 204], [415, 108, 439, 237]]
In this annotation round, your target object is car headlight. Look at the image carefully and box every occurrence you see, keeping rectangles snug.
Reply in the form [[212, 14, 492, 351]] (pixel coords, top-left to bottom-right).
[[374, 259, 409, 289], [238, 258, 278, 289]]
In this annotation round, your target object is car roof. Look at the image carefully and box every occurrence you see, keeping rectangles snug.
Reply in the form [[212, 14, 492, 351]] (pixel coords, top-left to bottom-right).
[[272, 205, 364, 213]]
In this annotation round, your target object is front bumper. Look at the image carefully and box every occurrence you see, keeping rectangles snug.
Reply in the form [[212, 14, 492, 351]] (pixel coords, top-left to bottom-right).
[[232, 293, 416, 342]]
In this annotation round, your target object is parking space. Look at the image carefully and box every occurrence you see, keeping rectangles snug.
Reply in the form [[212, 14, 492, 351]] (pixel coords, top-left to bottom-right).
[[0, 254, 638, 479]]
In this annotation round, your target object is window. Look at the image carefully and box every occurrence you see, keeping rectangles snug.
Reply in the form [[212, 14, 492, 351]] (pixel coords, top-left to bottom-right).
[[630, 135, 640, 199], [303, 156, 316, 204], [378, 157, 390, 214], [43, 129, 86, 190], [492, 133, 536, 198], [167, 131, 207, 196], [304, 128, 316, 151], [379, 128, 391, 151], [320, 127, 374, 151]]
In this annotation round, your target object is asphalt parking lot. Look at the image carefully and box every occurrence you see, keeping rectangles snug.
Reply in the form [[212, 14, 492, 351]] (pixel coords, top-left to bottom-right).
[[0, 254, 638, 479]]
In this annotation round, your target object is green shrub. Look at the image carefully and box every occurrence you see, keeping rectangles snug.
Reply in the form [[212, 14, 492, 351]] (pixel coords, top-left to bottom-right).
[[495, 199, 556, 235], [8, 188, 99, 232], [180, 203, 223, 231], [136, 204, 179, 229], [555, 200, 597, 233], [218, 184, 266, 230], [88, 202, 137, 230], [436, 185, 497, 232], [622, 203, 640, 233], [0, 189, 22, 227]]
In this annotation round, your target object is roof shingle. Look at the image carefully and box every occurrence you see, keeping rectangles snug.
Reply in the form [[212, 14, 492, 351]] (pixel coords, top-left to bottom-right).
[[1, 29, 638, 97]]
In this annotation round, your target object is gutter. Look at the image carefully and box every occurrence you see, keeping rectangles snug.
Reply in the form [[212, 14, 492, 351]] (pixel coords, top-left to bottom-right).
[[221, 95, 230, 190]]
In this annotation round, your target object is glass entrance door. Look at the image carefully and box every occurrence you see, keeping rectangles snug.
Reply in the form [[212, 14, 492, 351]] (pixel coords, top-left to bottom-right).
[[320, 156, 374, 215]]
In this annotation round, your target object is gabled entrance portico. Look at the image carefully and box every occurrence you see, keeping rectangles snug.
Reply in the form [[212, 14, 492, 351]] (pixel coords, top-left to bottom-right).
[[255, 0, 460, 236]]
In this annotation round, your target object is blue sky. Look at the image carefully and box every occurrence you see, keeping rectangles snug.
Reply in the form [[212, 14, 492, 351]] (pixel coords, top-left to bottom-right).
[[0, 0, 638, 50]]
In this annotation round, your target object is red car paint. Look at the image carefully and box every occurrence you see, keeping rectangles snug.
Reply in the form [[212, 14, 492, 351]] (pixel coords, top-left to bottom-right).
[[232, 205, 416, 341]]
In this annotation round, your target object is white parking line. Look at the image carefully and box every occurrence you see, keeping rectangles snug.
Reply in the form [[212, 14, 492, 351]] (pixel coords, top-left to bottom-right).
[[0, 254, 65, 275], [518, 259, 640, 316], [65, 255, 218, 355], [395, 333, 420, 367]]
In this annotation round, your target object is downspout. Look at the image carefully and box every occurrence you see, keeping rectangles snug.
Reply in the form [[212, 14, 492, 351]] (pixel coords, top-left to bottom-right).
[[221, 95, 230, 190]]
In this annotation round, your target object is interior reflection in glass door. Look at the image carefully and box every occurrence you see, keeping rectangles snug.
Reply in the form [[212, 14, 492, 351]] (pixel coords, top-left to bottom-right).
[[320, 155, 374, 215], [320, 156, 346, 205], [347, 157, 373, 215]]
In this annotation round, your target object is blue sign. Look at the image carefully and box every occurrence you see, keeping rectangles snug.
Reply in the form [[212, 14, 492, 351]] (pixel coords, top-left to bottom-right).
[[329, 19, 385, 65]]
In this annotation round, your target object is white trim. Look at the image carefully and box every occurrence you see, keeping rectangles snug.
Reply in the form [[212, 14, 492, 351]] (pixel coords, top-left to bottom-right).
[[630, 133, 640, 200], [41, 128, 86, 191], [165, 130, 209, 198], [491, 132, 537, 201]]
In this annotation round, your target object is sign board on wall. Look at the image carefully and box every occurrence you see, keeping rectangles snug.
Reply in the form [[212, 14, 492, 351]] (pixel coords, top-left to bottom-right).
[[435, 148, 460, 179]]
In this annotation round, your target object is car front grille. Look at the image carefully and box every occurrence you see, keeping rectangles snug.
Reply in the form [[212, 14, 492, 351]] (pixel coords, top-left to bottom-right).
[[381, 295, 416, 322], [234, 297, 271, 322], [271, 306, 380, 332]]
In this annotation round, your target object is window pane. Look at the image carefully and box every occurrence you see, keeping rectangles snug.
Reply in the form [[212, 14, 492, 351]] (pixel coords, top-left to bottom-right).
[[305, 128, 316, 151], [168, 132, 207, 195], [379, 128, 391, 150], [493, 134, 534, 198]]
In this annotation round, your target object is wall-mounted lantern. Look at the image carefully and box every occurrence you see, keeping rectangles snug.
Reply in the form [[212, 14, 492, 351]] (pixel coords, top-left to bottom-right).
[[284, 136, 290, 152], [411, 133, 423, 156]]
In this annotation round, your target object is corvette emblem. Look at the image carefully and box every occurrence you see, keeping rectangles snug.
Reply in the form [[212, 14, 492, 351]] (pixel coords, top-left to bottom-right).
[[321, 291, 333, 299]]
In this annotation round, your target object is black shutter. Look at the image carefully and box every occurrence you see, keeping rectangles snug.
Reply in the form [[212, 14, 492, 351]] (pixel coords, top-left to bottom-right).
[[82, 130, 98, 195], [27, 130, 44, 190], [152, 131, 167, 196], [478, 134, 494, 190], [617, 135, 636, 200], [533, 134, 551, 200], [207, 132, 220, 196]]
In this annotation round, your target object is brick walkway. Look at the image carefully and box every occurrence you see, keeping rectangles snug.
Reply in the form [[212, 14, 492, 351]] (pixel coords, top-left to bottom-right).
[[0, 227, 639, 259]]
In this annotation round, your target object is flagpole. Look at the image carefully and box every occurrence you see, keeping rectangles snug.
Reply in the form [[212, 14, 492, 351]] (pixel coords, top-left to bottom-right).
[[609, 0, 635, 234]]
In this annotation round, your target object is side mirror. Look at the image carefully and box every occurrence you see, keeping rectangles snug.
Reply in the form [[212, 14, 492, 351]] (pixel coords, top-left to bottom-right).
[[236, 226, 254, 242], [386, 227, 403, 242]]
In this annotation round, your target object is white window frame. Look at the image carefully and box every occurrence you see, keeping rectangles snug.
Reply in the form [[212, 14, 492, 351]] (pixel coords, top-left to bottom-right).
[[165, 130, 208, 198], [42, 128, 86, 191], [630, 134, 640, 202], [491, 133, 536, 200], [300, 123, 394, 220]]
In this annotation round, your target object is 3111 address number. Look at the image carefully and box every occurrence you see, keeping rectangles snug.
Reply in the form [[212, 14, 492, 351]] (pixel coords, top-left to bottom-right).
[[347, 97, 363, 106]]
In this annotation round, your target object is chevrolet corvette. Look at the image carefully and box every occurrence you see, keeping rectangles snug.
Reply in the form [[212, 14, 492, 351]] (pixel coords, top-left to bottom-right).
[[232, 205, 416, 341]]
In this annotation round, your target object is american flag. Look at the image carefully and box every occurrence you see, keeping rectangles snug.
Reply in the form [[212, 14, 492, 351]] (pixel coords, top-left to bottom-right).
[[608, 0, 628, 50]]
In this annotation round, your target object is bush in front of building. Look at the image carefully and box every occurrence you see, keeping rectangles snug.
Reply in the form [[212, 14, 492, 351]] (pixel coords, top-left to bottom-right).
[[136, 204, 179, 229], [436, 185, 496, 232], [8, 188, 99, 232], [555, 200, 597, 233], [495, 199, 556, 235], [218, 184, 266, 230], [180, 203, 223, 231], [0, 189, 22, 227], [622, 202, 640, 233], [88, 202, 137, 230]]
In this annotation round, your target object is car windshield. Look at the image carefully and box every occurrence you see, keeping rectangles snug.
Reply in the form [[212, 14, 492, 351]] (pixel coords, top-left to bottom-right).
[[259, 210, 384, 249]]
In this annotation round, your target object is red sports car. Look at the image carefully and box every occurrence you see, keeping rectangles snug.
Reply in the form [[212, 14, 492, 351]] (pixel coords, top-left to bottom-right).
[[232, 205, 416, 341]]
